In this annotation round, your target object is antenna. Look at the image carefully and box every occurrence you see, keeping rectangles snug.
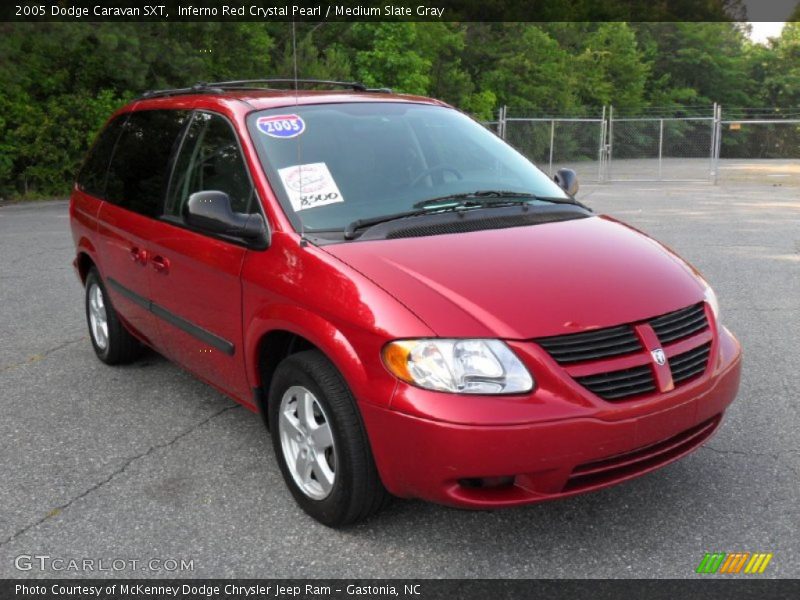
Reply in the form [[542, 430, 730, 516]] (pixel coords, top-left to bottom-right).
[[292, 20, 308, 246]]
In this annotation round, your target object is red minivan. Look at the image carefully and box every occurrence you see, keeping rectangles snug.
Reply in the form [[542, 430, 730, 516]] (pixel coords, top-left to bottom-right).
[[70, 80, 742, 526]]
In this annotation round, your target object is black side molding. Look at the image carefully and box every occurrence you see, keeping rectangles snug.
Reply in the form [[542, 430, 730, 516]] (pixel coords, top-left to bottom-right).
[[107, 277, 149, 310], [107, 277, 235, 356]]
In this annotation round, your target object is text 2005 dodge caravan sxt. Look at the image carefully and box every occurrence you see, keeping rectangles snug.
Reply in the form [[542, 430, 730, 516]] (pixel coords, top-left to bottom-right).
[[70, 81, 741, 526]]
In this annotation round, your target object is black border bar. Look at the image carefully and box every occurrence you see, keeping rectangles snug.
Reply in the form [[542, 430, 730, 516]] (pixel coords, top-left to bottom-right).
[[4, 0, 800, 23], [3, 579, 800, 600]]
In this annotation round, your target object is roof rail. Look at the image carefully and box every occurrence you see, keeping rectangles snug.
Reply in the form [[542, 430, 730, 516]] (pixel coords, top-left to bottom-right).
[[139, 83, 224, 99], [138, 79, 392, 99], [208, 79, 371, 91]]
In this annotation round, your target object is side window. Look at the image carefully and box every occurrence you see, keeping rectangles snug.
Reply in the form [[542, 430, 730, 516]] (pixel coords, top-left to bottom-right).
[[165, 112, 255, 219], [105, 110, 190, 217], [76, 115, 127, 198]]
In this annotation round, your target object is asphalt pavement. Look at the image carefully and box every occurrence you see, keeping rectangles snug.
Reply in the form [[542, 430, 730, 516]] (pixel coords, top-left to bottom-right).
[[0, 181, 798, 578]]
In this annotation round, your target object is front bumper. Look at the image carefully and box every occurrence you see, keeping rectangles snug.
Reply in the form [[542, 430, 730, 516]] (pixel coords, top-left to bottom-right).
[[361, 326, 742, 508]]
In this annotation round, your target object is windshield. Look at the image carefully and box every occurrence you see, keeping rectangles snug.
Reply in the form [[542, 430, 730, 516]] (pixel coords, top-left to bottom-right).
[[247, 102, 569, 233]]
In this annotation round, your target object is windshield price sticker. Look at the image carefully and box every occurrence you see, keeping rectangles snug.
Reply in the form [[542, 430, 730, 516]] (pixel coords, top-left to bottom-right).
[[278, 163, 345, 212], [256, 114, 305, 138]]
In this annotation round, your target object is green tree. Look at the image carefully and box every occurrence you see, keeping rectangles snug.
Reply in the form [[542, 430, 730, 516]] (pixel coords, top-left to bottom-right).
[[573, 22, 648, 111], [758, 22, 800, 106], [0, 22, 276, 197], [633, 22, 752, 107], [349, 23, 431, 95], [272, 31, 352, 81], [479, 24, 576, 112]]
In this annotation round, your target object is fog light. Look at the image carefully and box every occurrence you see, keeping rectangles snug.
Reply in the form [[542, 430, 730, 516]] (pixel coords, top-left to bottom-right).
[[458, 476, 516, 489]]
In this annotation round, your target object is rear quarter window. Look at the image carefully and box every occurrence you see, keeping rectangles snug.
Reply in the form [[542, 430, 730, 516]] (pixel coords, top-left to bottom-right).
[[76, 115, 127, 198], [105, 109, 190, 217]]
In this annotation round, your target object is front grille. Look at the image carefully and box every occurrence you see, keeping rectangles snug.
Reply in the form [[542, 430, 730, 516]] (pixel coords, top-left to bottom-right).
[[649, 302, 708, 343], [535, 325, 642, 365], [575, 364, 656, 400], [535, 302, 712, 402], [669, 342, 711, 384]]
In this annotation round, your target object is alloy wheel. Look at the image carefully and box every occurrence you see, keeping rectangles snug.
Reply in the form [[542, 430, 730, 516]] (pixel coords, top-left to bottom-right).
[[88, 283, 109, 351], [278, 385, 337, 500]]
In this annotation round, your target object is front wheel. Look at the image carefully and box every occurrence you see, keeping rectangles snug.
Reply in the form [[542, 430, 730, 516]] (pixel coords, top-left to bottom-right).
[[268, 350, 389, 526]]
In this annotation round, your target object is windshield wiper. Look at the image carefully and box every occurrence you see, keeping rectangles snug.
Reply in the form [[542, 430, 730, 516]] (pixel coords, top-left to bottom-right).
[[344, 206, 455, 239], [343, 190, 587, 240], [412, 190, 536, 209], [343, 196, 527, 239], [412, 190, 586, 210]]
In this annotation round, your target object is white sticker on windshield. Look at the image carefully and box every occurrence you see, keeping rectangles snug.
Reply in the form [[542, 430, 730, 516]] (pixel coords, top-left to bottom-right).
[[278, 162, 344, 212]]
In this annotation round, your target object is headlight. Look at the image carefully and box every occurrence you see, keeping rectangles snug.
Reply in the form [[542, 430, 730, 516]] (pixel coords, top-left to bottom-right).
[[704, 286, 720, 322], [382, 339, 534, 394]]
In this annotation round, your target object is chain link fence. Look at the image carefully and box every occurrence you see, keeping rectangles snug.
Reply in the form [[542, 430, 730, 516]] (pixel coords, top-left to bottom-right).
[[484, 104, 800, 185], [716, 111, 800, 185], [501, 109, 607, 182], [608, 111, 716, 182]]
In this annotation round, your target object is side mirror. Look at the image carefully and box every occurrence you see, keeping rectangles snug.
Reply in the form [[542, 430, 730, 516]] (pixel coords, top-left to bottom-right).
[[554, 168, 579, 196], [186, 190, 268, 247]]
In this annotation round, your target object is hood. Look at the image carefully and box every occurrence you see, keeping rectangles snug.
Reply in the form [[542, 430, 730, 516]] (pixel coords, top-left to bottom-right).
[[322, 216, 707, 339]]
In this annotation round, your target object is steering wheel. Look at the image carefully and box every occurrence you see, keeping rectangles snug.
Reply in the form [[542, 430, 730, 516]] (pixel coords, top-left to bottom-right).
[[411, 165, 464, 188]]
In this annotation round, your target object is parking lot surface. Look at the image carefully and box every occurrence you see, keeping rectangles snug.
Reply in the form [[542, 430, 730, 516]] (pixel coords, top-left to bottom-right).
[[0, 181, 798, 578]]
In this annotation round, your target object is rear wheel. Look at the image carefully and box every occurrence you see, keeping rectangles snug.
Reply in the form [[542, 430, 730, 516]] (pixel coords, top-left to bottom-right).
[[268, 350, 389, 526], [84, 268, 142, 365]]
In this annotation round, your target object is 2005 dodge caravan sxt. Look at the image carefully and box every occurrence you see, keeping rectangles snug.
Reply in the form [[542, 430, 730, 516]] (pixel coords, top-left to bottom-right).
[[70, 80, 742, 526]]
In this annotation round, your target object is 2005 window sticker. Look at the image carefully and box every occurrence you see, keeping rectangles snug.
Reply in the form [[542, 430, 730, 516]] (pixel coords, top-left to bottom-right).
[[277, 162, 345, 212], [256, 114, 305, 139]]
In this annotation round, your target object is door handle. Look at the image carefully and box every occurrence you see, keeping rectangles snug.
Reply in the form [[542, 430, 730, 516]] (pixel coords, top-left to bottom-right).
[[129, 247, 148, 265], [151, 255, 170, 273]]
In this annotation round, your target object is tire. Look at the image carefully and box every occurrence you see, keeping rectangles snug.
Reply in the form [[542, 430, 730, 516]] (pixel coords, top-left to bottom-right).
[[84, 268, 142, 365], [268, 350, 389, 526]]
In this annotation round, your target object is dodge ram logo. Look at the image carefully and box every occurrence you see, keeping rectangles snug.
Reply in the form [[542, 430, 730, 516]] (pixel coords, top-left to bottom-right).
[[651, 349, 666, 366]]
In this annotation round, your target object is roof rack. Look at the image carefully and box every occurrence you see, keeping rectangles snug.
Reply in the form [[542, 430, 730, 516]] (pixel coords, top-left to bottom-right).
[[210, 79, 372, 91], [139, 79, 392, 99], [139, 83, 224, 99]]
